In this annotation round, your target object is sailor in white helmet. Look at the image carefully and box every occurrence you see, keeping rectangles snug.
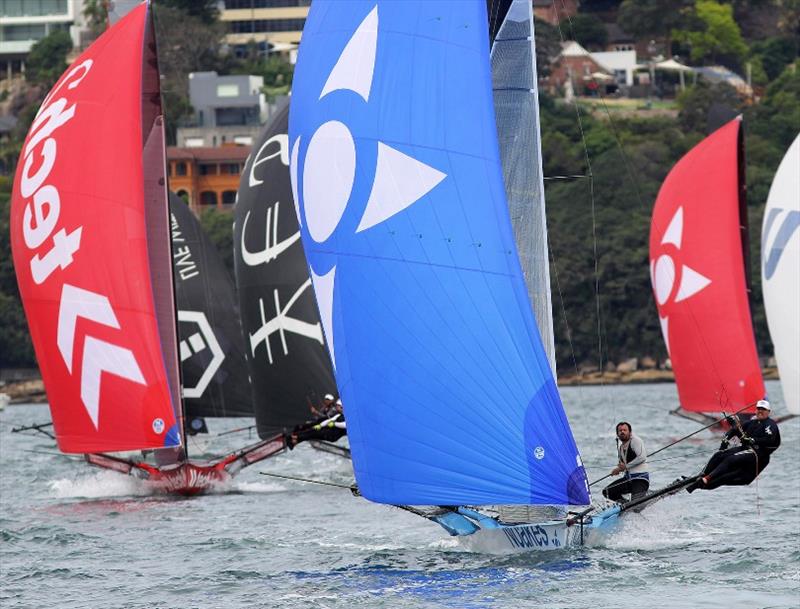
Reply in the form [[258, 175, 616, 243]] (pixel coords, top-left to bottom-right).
[[687, 399, 781, 492]]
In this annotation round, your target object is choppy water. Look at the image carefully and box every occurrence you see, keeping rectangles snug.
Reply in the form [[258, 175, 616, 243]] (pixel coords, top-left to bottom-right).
[[1, 382, 798, 608]]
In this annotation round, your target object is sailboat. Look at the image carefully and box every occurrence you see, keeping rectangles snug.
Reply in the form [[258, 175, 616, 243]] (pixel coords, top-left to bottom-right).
[[284, 0, 646, 552], [761, 133, 800, 417], [649, 118, 765, 423], [9, 2, 282, 495], [233, 102, 341, 450]]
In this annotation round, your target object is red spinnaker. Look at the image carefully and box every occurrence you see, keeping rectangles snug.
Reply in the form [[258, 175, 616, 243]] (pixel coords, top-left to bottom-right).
[[10, 4, 183, 453], [649, 118, 764, 413]]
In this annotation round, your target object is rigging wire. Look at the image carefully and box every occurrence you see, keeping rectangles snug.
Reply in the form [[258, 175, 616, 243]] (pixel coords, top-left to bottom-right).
[[588, 405, 750, 487]]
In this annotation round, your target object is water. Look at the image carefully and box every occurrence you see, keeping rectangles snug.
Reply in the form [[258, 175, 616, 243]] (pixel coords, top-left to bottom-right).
[[1, 382, 798, 608]]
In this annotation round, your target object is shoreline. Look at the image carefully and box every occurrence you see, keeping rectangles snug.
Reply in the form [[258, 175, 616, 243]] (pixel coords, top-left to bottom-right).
[[0, 368, 782, 403]]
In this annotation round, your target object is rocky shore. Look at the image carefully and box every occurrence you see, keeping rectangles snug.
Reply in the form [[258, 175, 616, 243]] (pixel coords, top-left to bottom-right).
[[0, 367, 781, 402]]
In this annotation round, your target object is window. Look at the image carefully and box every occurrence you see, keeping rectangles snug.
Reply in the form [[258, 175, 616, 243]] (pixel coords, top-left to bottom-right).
[[199, 191, 218, 207], [222, 191, 237, 206], [175, 162, 187, 176], [229, 18, 306, 33], [199, 164, 218, 175], [225, 0, 309, 8], [221, 163, 240, 174], [217, 84, 240, 98], [184, 137, 204, 148], [0, 0, 67, 17]]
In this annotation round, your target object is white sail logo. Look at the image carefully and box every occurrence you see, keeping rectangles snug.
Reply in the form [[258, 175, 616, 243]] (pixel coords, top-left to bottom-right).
[[291, 5, 446, 368], [178, 311, 224, 399], [240, 201, 301, 266], [249, 279, 324, 364], [650, 206, 712, 353]]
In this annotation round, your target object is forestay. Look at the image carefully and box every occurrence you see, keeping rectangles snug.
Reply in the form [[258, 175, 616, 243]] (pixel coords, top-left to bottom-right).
[[490, 0, 555, 373], [9, 4, 182, 453], [289, 0, 589, 506], [234, 103, 337, 437], [650, 118, 764, 413], [169, 193, 253, 419], [762, 134, 800, 415]]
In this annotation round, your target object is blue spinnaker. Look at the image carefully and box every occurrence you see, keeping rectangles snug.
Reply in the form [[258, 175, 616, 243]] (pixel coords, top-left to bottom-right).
[[289, 0, 589, 506]]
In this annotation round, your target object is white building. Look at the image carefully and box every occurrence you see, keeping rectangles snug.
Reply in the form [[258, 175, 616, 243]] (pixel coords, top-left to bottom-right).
[[592, 50, 638, 86], [0, 0, 86, 79]]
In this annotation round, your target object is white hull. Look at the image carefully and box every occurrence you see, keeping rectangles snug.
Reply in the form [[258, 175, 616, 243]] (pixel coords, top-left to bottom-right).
[[442, 506, 621, 554]]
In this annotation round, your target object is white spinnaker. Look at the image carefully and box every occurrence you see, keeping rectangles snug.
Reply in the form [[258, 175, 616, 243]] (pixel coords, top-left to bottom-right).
[[762, 134, 800, 415], [490, 0, 556, 374]]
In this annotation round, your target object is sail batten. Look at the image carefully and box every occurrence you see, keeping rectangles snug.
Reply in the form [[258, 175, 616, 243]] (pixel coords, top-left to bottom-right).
[[290, 0, 588, 506]]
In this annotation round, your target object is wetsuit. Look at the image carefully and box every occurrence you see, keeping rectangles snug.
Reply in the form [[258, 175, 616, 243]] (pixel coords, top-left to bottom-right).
[[602, 433, 650, 502], [287, 412, 347, 448], [699, 416, 780, 490]]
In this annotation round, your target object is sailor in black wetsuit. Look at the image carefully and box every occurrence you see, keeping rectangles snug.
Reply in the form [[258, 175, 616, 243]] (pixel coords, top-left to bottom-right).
[[286, 399, 347, 449], [687, 400, 780, 492]]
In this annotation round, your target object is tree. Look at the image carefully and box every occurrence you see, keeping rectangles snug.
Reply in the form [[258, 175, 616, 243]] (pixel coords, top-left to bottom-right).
[[83, 0, 109, 35], [25, 30, 73, 87], [533, 18, 561, 78], [750, 36, 798, 81], [566, 14, 608, 50], [618, 0, 691, 50], [199, 208, 234, 275], [676, 81, 744, 134], [152, 5, 228, 143], [673, 0, 748, 67], [156, 0, 219, 24]]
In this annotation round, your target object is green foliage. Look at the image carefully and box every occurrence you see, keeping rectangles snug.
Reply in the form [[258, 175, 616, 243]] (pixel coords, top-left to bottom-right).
[[566, 14, 608, 49], [198, 208, 234, 275], [676, 81, 744, 134], [750, 36, 798, 81], [0, 195, 35, 367], [618, 0, 691, 39], [25, 30, 73, 87], [82, 0, 108, 35], [156, 0, 219, 24], [674, 0, 748, 66]]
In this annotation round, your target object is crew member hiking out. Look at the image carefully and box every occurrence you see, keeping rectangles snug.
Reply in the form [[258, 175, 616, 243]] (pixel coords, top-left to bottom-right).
[[602, 421, 650, 503], [286, 399, 347, 449], [687, 400, 780, 492]]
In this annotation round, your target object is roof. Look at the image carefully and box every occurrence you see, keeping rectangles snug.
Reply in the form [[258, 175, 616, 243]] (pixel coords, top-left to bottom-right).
[[560, 40, 591, 57], [167, 146, 251, 162]]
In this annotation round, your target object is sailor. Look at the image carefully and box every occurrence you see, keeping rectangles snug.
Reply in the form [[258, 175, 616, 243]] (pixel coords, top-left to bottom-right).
[[687, 400, 780, 492], [286, 399, 347, 449], [310, 393, 336, 418], [602, 421, 650, 503]]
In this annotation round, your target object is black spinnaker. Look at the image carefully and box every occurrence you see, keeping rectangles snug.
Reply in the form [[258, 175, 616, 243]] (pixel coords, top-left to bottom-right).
[[170, 193, 253, 420], [234, 102, 337, 438]]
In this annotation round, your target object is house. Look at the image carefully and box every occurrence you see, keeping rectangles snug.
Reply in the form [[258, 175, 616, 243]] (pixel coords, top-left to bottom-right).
[[547, 41, 614, 95], [167, 146, 251, 213], [176, 71, 270, 148], [0, 0, 82, 81], [592, 50, 637, 86], [219, 0, 310, 61]]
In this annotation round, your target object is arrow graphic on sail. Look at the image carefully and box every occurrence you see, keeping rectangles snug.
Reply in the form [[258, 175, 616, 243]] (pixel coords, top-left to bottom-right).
[[57, 283, 146, 428]]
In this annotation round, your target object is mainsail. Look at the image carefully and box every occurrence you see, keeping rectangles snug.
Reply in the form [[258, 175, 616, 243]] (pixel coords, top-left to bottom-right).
[[762, 134, 800, 415], [9, 4, 183, 453], [490, 0, 556, 373], [650, 118, 764, 413], [289, 0, 588, 506], [169, 193, 253, 419], [234, 102, 337, 437]]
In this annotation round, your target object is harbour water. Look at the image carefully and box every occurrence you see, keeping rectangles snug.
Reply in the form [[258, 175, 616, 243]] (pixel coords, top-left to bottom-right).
[[1, 381, 798, 608]]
